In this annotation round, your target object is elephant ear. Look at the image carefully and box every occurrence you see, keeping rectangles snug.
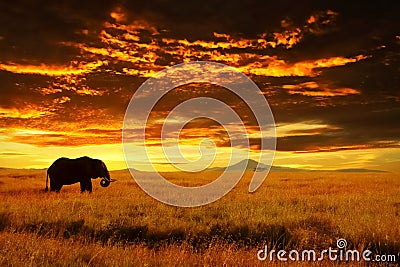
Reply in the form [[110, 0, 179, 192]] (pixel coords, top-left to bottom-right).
[[100, 161, 107, 169], [100, 160, 110, 177]]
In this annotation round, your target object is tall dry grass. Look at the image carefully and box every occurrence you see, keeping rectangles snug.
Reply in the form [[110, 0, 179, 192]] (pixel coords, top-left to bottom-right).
[[0, 168, 399, 266]]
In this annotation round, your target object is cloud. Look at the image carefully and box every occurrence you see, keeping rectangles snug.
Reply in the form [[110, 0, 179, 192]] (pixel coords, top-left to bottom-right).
[[50, 5, 360, 79], [0, 1, 398, 171], [0, 152, 29, 156], [293, 142, 400, 153], [0, 106, 48, 119], [238, 55, 366, 77], [4, 127, 122, 147], [0, 61, 105, 76], [281, 81, 360, 96]]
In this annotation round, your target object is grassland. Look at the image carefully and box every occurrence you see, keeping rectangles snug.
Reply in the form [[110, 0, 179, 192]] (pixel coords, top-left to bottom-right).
[[0, 168, 399, 266]]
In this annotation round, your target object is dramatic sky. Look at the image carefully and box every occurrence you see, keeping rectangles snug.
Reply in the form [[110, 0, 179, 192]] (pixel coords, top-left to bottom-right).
[[0, 0, 399, 172]]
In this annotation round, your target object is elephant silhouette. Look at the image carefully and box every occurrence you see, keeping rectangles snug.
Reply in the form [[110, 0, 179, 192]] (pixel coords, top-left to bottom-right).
[[45, 156, 112, 193]]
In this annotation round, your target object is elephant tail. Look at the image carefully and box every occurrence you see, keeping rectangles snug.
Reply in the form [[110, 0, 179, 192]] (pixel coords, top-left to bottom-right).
[[45, 171, 49, 192]]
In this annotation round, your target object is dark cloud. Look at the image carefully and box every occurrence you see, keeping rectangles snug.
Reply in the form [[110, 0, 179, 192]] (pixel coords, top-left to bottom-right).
[[0, 0, 116, 63], [0, 70, 51, 107], [0, 0, 398, 157], [271, 98, 400, 151], [319, 48, 400, 97]]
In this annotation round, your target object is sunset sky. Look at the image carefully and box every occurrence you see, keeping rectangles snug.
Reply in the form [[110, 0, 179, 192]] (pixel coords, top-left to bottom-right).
[[0, 1, 399, 172]]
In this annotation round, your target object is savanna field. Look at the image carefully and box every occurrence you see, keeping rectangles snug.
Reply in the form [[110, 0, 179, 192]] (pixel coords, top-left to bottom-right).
[[0, 168, 399, 266]]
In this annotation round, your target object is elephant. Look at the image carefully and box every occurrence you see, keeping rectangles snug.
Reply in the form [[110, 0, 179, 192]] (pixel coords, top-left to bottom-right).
[[45, 156, 112, 193]]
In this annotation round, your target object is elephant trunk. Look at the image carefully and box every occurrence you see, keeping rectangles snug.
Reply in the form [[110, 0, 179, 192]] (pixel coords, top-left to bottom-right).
[[100, 162, 111, 187], [100, 178, 110, 187]]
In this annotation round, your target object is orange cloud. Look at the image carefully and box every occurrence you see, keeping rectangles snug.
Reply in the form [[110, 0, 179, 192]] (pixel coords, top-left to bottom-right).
[[239, 55, 367, 77], [104, 19, 159, 35], [110, 7, 127, 23], [294, 142, 400, 153], [307, 15, 316, 24], [0, 60, 105, 76], [57, 10, 364, 79], [75, 87, 104, 96], [122, 67, 159, 77], [36, 87, 63, 95], [1, 8, 346, 84], [39, 75, 106, 96], [282, 81, 360, 96], [163, 32, 279, 51], [0, 107, 48, 119], [305, 10, 339, 35], [272, 28, 302, 48], [4, 127, 122, 147], [52, 96, 71, 104], [277, 122, 342, 137]]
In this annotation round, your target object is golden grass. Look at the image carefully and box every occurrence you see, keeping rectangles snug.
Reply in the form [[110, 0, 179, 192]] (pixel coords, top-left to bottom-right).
[[0, 168, 399, 266]]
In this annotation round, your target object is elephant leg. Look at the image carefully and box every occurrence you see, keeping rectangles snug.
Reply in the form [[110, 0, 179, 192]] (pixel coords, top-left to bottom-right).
[[50, 179, 61, 192], [52, 183, 62, 192], [86, 180, 93, 193], [80, 181, 86, 193], [80, 179, 92, 193], [55, 185, 62, 193]]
